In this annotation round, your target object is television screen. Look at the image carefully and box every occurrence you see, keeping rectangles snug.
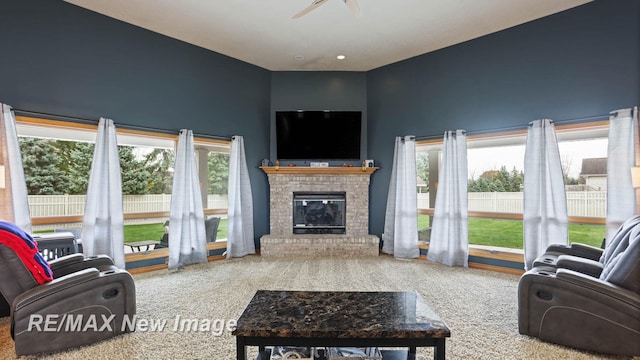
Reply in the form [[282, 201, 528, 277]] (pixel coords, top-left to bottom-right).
[[276, 111, 362, 160]]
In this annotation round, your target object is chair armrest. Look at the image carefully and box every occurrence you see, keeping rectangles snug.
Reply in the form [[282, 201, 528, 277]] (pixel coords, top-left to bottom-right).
[[49, 254, 115, 278], [569, 243, 604, 261], [47, 253, 85, 269], [555, 268, 640, 308], [545, 243, 603, 261], [556, 255, 603, 277], [13, 268, 100, 310]]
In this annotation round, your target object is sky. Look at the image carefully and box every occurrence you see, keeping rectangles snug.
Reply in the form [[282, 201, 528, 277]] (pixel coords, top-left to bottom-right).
[[467, 138, 608, 179]]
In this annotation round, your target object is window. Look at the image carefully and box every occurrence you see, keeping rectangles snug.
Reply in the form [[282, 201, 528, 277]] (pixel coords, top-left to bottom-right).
[[417, 121, 608, 250], [15, 116, 230, 244]]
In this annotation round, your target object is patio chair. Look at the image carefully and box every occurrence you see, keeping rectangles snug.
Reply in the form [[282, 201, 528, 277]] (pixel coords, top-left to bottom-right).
[[205, 217, 221, 242], [156, 218, 220, 248], [33, 231, 79, 261]]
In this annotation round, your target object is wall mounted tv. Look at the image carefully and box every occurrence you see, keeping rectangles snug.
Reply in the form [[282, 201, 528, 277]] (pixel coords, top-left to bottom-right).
[[275, 111, 362, 160]]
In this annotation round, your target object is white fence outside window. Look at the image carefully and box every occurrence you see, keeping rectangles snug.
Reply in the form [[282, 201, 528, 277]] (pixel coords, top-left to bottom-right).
[[29, 191, 605, 227], [29, 194, 228, 229], [418, 191, 606, 218]]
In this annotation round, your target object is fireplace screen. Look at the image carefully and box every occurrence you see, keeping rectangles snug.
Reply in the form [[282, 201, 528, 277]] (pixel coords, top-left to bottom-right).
[[293, 192, 346, 234]]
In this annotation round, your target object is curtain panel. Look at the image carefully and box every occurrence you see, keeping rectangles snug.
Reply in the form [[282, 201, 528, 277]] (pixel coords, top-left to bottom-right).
[[523, 119, 568, 270], [168, 129, 207, 269], [226, 135, 255, 259], [381, 136, 419, 258], [427, 130, 469, 267], [81, 118, 125, 268], [0, 104, 31, 233], [635, 106, 640, 215], [606, 107, 638, 243]]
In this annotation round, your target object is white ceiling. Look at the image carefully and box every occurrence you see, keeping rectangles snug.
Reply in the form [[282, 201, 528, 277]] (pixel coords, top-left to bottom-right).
[[63, 0, 591, 71]]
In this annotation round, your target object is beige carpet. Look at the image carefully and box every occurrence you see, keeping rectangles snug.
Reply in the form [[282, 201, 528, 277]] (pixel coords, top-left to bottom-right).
[[0, 256, 636, 360]]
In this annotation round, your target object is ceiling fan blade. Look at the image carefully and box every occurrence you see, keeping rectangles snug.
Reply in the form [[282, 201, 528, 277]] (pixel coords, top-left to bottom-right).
[[292, 0, 329, 19], [344, 0, 361, 17]]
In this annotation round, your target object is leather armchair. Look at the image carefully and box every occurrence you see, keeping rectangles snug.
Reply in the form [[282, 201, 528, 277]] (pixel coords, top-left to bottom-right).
[[532, 215, 640, 275], [518, 229, 640, 356], [0, 228, 136, 356]]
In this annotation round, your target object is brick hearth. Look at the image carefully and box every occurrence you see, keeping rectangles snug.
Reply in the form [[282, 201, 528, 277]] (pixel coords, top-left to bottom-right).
[[260, 166, 379, 257]]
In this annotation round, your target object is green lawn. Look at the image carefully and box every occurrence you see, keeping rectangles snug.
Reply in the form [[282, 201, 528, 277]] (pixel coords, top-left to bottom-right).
[[51, 215, 604, 250], [418, 214, 605, 249], [123, 218, 228, 243]]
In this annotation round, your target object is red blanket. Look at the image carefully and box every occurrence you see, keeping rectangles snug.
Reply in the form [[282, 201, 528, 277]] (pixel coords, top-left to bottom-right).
[[0, 221, 52, 284]]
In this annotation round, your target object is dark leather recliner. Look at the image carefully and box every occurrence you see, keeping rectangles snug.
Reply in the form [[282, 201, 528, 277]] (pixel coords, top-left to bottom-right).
[[518, 220, 640, 356], [0, 223, 136, 356], [532, 215, 640, 276]]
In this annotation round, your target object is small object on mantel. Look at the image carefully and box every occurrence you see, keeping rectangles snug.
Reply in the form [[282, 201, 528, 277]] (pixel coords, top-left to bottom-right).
[[288, 163, 295, 167], [342, 163, 347, 167], [275, 160, 280, 170], [259, 166, 378, 175], [362, 160, 366, 171]]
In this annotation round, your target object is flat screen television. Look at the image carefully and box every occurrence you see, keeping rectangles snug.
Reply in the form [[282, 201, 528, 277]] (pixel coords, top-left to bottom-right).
[[275, 111, 362, 160]]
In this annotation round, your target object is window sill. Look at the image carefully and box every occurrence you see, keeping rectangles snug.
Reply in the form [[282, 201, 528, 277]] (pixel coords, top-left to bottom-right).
[[125, 241, 227, 274], [419, 241, 525, 275]]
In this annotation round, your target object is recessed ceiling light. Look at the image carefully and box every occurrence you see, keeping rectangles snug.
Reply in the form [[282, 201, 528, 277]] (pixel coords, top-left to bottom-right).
[[294, 55, 305, 61], [337, 55, 346, 60]]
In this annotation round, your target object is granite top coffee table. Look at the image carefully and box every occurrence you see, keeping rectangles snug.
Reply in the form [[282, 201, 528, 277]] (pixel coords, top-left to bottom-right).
[[233, 290, 451, 360]]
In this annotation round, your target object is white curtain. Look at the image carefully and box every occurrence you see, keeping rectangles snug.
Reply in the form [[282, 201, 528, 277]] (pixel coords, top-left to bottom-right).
[[0, 104, 31, 233], [523, 119, 568, 270], [81, 118, 125, 268], [226, 136, 255, 259], [635, 107, 640, 216], [382, 136, 419, 258], [606, 107, 638, 243], [427, 130, 468, 267], [168, 129, 207, 269]]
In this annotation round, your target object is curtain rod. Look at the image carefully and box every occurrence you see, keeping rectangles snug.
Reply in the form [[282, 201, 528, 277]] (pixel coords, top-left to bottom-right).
[[11, 108, 232, 141], [415, 112, 611, 141]]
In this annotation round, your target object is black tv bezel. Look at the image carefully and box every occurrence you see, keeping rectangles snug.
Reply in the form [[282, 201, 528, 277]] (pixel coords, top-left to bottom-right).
[[275, 110, 362, 161]]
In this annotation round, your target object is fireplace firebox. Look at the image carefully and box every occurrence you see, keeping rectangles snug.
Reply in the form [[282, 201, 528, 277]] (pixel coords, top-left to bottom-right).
[[293, 192, 346, 234]]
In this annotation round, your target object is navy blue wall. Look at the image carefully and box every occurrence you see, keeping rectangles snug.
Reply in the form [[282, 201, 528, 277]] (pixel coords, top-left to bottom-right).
[[0, 0, 272, 244], [270, 72, 367, 165], [366, 0, 639, 237]]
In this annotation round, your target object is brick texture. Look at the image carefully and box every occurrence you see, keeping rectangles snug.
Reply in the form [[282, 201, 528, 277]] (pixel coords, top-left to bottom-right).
[[263, 173, 379, 256]]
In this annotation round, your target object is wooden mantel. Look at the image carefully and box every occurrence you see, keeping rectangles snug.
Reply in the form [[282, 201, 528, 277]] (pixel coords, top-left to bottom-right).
[[259, 166, 378, 175]]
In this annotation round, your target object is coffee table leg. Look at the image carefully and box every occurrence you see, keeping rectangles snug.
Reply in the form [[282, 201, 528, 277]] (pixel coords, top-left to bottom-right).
[[434, 339, 445, 360], [408, 347, 417, 359], [236, 337, 246, 360]]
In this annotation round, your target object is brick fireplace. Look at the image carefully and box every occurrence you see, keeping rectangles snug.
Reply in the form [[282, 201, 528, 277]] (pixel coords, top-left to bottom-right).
[[260, 166, 379, 257]]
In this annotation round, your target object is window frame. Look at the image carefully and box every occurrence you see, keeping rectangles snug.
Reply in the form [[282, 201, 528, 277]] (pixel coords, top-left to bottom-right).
[[416, 120, 610, 226], [15, 115, 231, 226]]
